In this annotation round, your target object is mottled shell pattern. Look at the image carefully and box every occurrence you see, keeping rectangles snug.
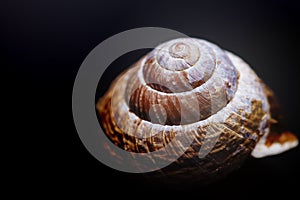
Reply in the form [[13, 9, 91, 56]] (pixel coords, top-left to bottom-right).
[[97, 38, 297, 182]]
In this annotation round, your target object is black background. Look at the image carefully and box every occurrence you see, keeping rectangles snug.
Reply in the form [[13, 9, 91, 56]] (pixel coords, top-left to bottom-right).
[[2, 0, 300, 197]]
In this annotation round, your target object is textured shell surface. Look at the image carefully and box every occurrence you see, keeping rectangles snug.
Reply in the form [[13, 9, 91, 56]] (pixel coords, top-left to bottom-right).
[[97, 38, 297, 183]]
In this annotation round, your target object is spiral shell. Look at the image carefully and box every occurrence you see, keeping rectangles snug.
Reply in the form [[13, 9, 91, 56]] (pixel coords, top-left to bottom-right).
[[97, 38, 298, 183]]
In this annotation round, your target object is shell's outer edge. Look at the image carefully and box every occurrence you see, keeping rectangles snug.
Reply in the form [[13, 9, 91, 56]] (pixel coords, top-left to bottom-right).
[[251, 131, 299, 158], [97, 38, 270, 179], [251, 83, 299, 158]]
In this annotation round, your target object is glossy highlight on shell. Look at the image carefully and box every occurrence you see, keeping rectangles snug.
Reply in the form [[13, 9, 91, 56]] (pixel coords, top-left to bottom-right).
[[97, 38, 298, 183]]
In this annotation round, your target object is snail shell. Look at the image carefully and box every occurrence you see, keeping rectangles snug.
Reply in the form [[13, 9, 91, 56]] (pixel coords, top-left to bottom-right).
[[97, 38, 298, 183]]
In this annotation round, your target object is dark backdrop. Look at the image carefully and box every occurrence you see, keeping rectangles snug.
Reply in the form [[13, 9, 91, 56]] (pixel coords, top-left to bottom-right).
[[2, 0, 300, 197]]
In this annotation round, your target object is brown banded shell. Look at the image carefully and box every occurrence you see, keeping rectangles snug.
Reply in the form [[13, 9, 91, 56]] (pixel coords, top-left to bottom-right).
[[97, 38, 298, 183]]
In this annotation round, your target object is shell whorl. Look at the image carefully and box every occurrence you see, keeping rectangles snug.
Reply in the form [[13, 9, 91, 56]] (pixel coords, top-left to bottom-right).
[[97, 38, 271, 181], [126, 38, 239, 125]]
